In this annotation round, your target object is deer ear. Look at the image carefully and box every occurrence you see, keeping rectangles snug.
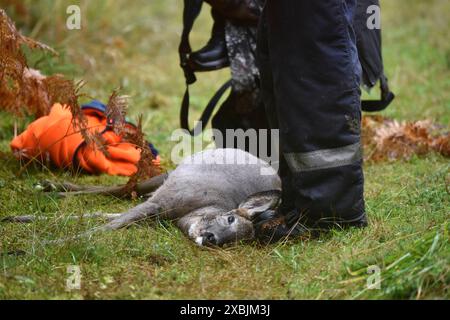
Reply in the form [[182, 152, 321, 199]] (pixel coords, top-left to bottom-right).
[[238, 190, 281, 220]]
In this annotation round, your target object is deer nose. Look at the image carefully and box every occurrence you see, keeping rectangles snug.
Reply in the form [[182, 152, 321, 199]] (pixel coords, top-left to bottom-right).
[[202, 232, 217, 246]]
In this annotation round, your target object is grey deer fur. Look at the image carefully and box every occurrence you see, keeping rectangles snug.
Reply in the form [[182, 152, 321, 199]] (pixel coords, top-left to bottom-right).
[[5, 149, 281, 246]]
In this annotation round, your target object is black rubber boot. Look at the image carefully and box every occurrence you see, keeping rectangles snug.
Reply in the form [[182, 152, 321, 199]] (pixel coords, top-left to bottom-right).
[[189, 9, 229, 72], [253, 210, 311, 244], [254, 208, 368, 244]]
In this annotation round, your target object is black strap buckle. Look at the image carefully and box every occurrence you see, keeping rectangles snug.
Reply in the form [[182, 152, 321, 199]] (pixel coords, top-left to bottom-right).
[[361, 74, 395, 112]]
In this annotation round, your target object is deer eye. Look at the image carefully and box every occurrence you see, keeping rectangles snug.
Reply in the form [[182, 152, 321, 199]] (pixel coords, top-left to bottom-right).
[[228, 216, 235, 224]]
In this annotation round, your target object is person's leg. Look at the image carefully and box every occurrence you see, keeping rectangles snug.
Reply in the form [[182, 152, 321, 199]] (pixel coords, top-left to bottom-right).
[[260, 0, 367, 230], [257, 9, 297, 217]]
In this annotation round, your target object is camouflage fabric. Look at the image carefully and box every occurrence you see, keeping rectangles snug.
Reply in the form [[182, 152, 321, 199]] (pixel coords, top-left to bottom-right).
[[224, 0, 263, 112]]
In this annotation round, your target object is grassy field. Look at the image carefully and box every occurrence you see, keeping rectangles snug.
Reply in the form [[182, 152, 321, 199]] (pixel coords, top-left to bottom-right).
[[0, 0, 449, 299]]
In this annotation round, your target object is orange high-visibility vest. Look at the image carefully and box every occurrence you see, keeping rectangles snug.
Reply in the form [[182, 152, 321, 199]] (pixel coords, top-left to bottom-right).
[[10, 102, 160, 176]]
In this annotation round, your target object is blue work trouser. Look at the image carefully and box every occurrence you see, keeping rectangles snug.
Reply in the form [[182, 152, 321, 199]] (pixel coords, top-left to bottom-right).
[[257, 0, 367, 227]]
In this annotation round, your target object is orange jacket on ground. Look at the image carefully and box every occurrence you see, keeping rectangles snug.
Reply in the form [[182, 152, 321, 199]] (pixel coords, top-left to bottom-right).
[[10, 102, 160, 176]]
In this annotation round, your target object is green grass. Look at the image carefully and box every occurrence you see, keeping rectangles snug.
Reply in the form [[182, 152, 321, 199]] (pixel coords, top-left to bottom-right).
[[0, 0, 449, 299]]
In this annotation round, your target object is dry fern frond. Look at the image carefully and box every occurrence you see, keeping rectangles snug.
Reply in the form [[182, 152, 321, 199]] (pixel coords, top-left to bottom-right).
[[0, 9, 58, 117], [105, 90, 160, 193], [123, 116, 161, 197], [0, 9, 57, 55], [362, 116, 450, 162], [106, 89, 129, 136]]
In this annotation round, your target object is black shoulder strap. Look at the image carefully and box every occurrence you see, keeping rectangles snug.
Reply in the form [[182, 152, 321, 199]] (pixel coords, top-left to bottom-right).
[[180, 79, 232, 136], [178, 0, 232, 136], [361, 74, 395, 112], [179, 0, 203, 86]]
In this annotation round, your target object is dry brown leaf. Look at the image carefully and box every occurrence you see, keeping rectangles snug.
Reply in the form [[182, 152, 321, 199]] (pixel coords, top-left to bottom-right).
[[362, 115, 449, 162]]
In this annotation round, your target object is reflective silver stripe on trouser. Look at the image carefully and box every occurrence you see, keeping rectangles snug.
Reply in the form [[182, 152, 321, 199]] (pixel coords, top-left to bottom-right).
[[284, 142, 363, 173]]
